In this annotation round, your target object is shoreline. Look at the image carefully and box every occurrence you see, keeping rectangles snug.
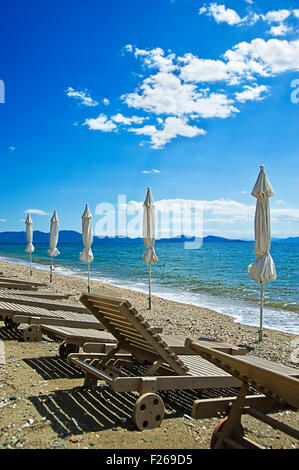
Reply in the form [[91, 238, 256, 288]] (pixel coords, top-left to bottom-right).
[[0, 254, 298, 336]]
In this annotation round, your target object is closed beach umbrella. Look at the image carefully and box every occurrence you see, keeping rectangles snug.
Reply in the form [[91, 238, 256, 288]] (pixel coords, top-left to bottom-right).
[[80, 203, 94, 293], [142, 187, 158, 309], [25, 214, 34, 276], [48, 210, 60, 282], [248, 165, 276, 341]]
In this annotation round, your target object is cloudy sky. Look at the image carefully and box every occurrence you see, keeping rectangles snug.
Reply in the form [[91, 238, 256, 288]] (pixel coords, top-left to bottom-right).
[[0, 0, 298, 239]]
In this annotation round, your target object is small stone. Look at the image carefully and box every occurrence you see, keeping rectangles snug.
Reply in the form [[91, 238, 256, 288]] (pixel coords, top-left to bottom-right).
[[69, 436, 78, 443]]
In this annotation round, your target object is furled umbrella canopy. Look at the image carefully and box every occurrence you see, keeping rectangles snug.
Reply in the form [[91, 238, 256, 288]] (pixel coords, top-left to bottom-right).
[[25, 214, 34, 276], [248, 165, 276, 341], [48, 210, 60, 282], [142, 187, 158, 309], [80, 203, 94, 292]]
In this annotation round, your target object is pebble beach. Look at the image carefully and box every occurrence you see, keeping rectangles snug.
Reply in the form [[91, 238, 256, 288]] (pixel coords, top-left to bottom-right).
[[0, 259, 298, 450]]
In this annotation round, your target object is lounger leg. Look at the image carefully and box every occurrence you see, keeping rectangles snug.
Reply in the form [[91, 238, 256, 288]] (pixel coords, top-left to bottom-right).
[[4, 317, 20, 331], [58, 342, 80, 361], [84, 373, 98, 389], [212, 383, 248, 449]]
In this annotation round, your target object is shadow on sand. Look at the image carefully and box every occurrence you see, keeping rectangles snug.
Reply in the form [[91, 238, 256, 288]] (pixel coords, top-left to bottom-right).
[[29, 386, 176, 437]]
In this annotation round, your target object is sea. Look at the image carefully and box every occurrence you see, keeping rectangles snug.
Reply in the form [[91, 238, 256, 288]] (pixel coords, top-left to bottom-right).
[[0, 240, 298, 335]]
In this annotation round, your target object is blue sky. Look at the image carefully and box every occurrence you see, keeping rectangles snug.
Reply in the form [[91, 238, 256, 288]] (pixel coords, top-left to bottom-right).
[[0, 0, 298, 239]]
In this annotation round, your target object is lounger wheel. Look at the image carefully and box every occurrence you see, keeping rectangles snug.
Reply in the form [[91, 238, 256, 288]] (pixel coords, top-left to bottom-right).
[[210, 417, 228, 449], [4, 317, 19, 331], [133, 393, 165, 431], [210, 417, 244, 449], [58, 342, 80, 360], [23, 325, 42, 342]]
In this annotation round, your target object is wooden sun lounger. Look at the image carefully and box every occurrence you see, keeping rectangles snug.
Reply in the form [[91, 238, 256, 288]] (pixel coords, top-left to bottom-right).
[[0, 290, 72, 300], [66, 294, 266, 430], [0, 292, 87, 313], [0, 277, 47, 287], [41, 324, 248, 361], [185, 339, 299, 449], [0, 301, 104, 342]]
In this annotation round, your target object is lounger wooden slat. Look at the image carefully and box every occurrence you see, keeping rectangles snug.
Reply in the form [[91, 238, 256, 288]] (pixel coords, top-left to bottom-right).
[[0, 290, 71, 300], [0, 292, 87, 313], [0, 283, 39, 291], [0, 277, 47, 287]]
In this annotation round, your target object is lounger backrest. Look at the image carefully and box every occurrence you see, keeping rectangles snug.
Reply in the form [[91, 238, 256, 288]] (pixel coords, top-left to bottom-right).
[[80, 294, 189, 375]]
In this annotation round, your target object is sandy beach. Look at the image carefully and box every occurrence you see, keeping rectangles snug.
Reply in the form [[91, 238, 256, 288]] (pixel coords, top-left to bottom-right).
[[0, 259, 298, 450]]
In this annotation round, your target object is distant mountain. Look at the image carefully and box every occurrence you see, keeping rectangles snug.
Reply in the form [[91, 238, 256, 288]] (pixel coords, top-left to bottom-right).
[[272, 237, 299, 243], [0, 230, 250, 244]]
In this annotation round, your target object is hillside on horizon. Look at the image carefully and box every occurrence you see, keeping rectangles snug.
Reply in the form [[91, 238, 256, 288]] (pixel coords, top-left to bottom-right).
[[0, 230, 298, 244]]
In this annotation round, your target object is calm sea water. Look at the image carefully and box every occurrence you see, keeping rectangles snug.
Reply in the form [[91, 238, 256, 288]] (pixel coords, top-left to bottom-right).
[[0, 241, 298, 334]]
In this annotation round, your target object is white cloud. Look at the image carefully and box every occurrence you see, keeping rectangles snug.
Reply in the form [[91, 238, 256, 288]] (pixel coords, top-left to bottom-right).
[[123, 44, 133, 53], [123, 71, 238, 118], [235, 84, 269, 102], [199, 4, 298, 35], [65, 87, 99, 107], [103, 98, 110, 105], [133, 47, 177, 73], [199, 3, 245, 26], [264, 10, 291, 24], [111, 113, 146, 125], [0, 218, 6, 222], [224, 38, 299, 78], [179, 55, 229, 82], [142, 169, 161, 174], [24, 209, 50, 216], [81, 35, 299, 149], [83, 113, 117, 132], [129, 117, 206, 149], [268, 23, 293, 37], [9, 146, 16, 152]]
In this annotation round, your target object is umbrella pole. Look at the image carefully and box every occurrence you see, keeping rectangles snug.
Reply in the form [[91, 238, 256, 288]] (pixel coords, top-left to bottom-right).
[[88, 262, 90, 293], [50, 257, 53, 283], [29, 253, 32, 276], [148, 264, 152, 310], [259, 281, 264, 342]]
